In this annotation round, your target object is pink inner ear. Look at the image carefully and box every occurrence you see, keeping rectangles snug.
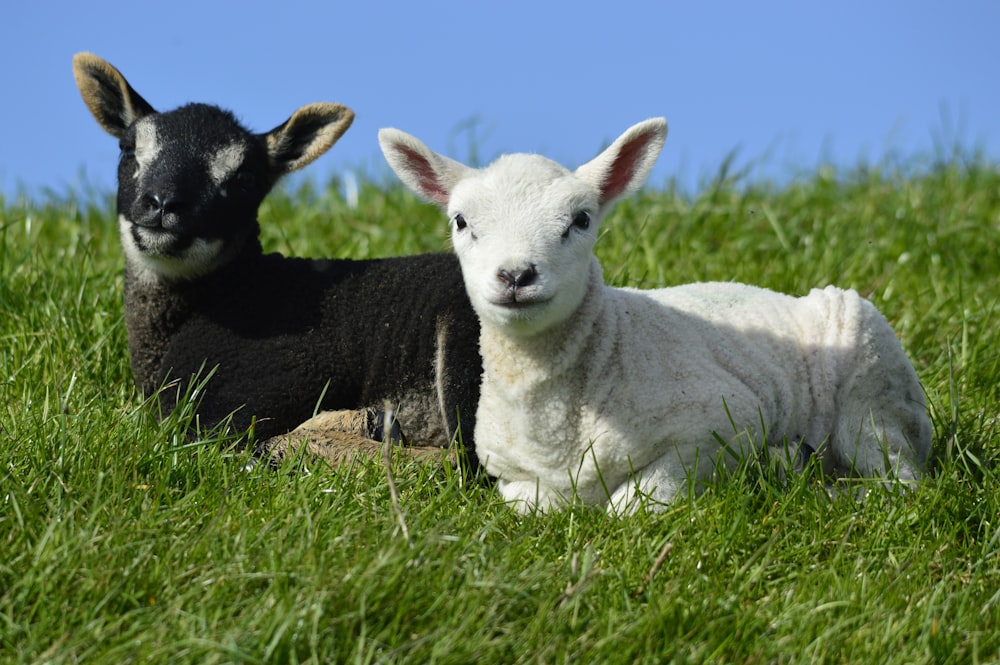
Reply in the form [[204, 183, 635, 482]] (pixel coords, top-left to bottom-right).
[[398, 145, 449, 205], [599, 133, 654, 206]]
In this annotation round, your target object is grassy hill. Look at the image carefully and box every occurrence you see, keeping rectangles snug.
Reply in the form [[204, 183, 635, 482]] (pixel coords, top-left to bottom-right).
[[2, 159, 999, 663]]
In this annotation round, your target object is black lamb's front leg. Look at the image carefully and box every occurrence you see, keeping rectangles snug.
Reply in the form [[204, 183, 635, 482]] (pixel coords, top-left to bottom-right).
[[257, 407, 451, 468]]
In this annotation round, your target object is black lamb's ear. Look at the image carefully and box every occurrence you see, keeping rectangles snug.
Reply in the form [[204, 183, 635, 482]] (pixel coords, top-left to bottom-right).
[[264, 103, 354, 177], [73, 52, 157, 138]]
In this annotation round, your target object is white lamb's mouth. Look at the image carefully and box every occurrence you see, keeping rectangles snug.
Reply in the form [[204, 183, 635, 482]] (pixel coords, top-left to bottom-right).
[[491, 295, 550, 310]]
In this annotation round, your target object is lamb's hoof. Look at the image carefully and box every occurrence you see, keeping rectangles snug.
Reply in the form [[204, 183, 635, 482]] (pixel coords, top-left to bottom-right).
[[258, 408, 408, 466], [368, 408, 407, 446]]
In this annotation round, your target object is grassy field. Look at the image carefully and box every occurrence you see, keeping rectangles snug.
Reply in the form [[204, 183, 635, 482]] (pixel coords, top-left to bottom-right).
[[2, 155, 1000, 664]]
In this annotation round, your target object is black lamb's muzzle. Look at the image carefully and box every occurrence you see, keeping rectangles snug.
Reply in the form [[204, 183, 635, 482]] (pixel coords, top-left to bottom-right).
[[130, 189, 190, 229], [128, 222, 196, 256]]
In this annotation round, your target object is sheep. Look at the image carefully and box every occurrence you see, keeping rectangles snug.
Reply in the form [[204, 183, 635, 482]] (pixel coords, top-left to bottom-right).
[[379, 117, 933, 512], [72, 53, 483, 469]]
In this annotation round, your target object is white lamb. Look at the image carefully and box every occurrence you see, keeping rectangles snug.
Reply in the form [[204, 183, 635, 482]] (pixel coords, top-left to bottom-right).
[[379, 118, 932, 513]]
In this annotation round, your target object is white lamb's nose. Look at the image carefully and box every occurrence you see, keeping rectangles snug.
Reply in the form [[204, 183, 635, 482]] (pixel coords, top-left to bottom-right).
[[497, 265, 538, 289]]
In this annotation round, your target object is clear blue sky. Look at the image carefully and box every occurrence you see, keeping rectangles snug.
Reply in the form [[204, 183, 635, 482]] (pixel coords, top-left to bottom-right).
[[2, 1, 997, 199]]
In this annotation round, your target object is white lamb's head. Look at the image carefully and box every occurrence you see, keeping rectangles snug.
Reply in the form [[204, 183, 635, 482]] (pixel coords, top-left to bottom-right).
[[379, 119, 667, 335]]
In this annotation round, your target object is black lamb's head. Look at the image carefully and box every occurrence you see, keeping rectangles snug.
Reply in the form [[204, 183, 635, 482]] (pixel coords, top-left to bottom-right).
[[72, 52, 354, 282]]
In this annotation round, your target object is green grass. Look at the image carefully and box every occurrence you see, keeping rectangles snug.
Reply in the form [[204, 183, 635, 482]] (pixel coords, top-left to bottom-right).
[[3, 158, 1000, 664]]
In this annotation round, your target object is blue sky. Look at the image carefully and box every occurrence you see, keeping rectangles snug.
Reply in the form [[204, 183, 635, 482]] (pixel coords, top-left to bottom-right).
[[2, 1, 997, 199]]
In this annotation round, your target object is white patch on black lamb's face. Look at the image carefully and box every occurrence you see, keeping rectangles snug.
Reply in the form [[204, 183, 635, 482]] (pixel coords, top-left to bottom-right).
[[132, 119, 161, 183], [447, 155, 601, 336], [208, 141, 249, 191]]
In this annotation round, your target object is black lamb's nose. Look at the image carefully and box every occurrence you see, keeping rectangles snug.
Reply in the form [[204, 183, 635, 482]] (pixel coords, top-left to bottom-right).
[[498, 265, 538, 289], [134, 192, 180, 228]]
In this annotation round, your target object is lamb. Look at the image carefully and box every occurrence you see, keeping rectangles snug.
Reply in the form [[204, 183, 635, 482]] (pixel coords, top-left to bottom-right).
[[379, 117, 933, 512], [72, 53, 483, 469]]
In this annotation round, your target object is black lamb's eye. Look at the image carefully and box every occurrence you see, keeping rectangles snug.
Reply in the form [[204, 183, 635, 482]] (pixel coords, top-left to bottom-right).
[[118, 141, 136, 162], [234, 170, 256, 191], [454, 213, 468, 231]]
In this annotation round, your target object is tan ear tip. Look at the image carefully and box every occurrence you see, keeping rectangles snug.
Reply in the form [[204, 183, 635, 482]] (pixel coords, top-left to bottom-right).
[[330, 104, 355, 128], [72, 52, 120, 87], [72, 52, 102, 69], [320, 102, 355, 125]]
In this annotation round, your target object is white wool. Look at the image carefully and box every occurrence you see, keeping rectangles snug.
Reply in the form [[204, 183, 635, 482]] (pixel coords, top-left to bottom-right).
[[476, 259, 928, 512], [379, 118, 932, 514]]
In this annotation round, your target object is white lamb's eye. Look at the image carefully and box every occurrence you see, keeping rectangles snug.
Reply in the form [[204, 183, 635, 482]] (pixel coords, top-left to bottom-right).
[[562, 210, 592, 239], [453, 213, 468, 231]]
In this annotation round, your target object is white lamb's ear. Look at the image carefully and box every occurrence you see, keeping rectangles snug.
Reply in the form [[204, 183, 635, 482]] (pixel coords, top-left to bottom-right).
[[378, 128, 473, 207], [575, 118, 668, 210]]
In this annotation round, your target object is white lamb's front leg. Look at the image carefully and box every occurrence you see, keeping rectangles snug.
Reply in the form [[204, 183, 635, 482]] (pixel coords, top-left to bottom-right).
[[607, 453, 688, 515], [497, 478, 570, 514]]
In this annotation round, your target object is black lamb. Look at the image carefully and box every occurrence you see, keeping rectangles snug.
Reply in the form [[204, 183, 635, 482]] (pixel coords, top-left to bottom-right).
[[72, 53, 483, 470]]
